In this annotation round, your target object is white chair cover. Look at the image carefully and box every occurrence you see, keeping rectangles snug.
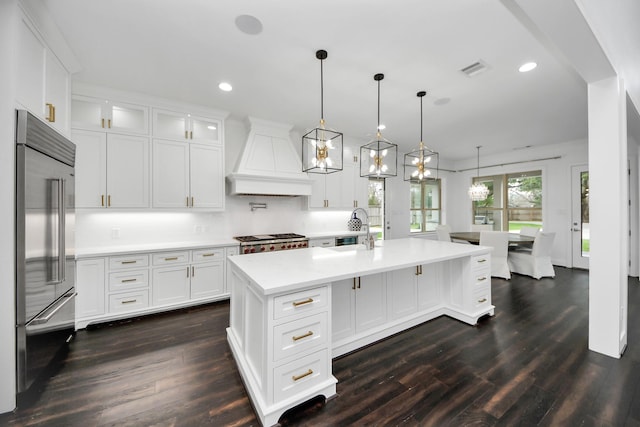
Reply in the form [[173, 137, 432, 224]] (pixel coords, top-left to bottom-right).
[[436, 224, 451, 242], [508, 232, 556, 279], [519, 226, 540, 237], [479, 231, 511, 279], [471, 224, 493, 231]]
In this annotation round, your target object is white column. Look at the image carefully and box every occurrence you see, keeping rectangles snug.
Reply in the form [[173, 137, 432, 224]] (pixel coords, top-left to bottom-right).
[[0, 0, 18, 414], [588, 76, 628, 358]]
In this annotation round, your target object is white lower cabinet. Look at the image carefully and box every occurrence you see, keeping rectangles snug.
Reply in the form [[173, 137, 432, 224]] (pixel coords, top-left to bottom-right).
[[331, 273, 386, 342], [76, 246, 232, 329]]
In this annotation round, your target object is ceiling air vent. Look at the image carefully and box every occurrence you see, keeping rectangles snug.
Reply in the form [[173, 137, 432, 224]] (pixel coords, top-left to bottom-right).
[[460, 60, 489, 78]]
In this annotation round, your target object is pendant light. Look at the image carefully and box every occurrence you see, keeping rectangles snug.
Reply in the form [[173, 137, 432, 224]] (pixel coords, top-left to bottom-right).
[[360, 73, 397, 178], [468, 146, 490, 201], [403, 91, 438, 181], [302, 49, 343, 174]]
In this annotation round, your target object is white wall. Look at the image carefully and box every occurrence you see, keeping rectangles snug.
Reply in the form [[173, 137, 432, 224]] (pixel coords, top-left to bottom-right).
[[0, 0, 18, 414]]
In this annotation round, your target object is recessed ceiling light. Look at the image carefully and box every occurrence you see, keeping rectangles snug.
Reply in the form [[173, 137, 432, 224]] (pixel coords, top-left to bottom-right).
[[519, 62, 537, 72], [207, 125, 217, 130], [218, 82, 233, 92], [235, 14, 263, 35]]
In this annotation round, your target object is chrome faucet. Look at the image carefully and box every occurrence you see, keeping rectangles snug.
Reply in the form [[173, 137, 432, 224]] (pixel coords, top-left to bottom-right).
[[351, 207, 375, 250]]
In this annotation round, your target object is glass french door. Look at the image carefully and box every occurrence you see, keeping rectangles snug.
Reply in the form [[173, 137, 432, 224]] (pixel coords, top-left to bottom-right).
[[571, 165, 589, 269]]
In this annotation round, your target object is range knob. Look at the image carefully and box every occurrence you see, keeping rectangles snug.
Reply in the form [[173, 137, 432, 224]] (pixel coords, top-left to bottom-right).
[[260, 246, 266, 252], [244, 248, 251, 254], [287, 244, 292, 249], [280, 244, 286, 249], [302, 242, 308, 247], [269, 246, 275, 251], [250, 247, 256, 253]]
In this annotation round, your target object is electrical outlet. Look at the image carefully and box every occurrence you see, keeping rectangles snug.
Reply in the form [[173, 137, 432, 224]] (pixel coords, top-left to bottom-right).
[[111, 228, 120, 239], [194, 225, 203, 234]]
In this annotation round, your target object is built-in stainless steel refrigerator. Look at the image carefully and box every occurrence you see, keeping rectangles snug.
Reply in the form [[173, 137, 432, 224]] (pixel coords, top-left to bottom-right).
[[15, 110, 76, 399]]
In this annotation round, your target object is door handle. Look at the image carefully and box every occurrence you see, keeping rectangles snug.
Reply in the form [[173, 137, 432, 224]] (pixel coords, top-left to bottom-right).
[[571, 228, 581, 232]]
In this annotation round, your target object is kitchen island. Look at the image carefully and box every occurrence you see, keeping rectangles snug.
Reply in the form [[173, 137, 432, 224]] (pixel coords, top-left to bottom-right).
[[226, 238, 493, 426]]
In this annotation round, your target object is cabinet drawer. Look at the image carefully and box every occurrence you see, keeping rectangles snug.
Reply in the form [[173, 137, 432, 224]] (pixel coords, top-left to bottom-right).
[[273, 349, 329, 402], [273, 286, 328, 320], [109, 290, 149, 313], [109, 269, 149, 292], [226, 246, 240, 257], [192, 248, 224, 263], [471, 254, 490, 271], [310, 238, 334, 248], [472, 286, 491, 310], [473, 270, 491, 287], [109, 254, 149, 270], [273, 313, 328, 362], [152, 251, 189, 266]]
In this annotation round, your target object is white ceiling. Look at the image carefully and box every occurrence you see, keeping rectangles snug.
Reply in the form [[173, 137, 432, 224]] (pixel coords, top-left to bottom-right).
[[38, 0, 632, 161]]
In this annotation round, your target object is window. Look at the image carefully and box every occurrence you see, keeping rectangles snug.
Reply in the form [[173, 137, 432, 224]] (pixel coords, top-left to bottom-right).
[[368, 178, 384, 239], [410, 179, 441, 233], [472, 170, 542, 231]]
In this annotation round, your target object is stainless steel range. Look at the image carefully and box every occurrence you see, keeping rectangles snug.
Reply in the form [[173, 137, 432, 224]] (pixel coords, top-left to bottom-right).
[[235, 233, 308, 254]]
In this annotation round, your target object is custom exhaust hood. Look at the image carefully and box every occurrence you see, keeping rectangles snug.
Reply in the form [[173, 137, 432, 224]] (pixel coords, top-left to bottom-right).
[[227, 117, 312, 196]]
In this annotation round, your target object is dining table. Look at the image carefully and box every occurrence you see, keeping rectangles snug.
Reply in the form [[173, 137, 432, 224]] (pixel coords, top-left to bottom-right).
[[450, 231, 535, 247]]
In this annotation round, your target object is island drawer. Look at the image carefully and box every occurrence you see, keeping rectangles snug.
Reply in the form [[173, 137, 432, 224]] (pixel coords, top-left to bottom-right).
[[470, 254, 490, 271], [108, 269, 149, 292], [273, 348, 329, 402], [472, 285, 491, 310], [109, 290, 149, 313], [192, 248, 224, 263], [110, 254, 149, 270], [273, 312, 328, 362], [273, 286, 328, 320], [152, 251, 189, 266], [473, 270, 491, 287]]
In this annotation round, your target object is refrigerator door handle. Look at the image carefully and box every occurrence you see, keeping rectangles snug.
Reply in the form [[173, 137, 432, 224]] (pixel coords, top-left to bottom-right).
[[58, 178, 66, 283], [28, 291, 77, 326]]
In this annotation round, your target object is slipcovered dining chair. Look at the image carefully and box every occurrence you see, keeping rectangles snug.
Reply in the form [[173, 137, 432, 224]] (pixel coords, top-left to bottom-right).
[[471, 224, 493, 231], [508, 232, 556, 279], [479, 231, 510, 279], [519, 226, 540, 237], [436, 224, 452, 242]]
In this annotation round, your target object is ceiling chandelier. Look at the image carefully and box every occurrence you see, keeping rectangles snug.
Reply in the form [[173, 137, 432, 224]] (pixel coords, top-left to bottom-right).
[[302, 49, 343, 174], [468, 145, 490, 201], [360, 73, 397, 178], [404, 91, 438, 181]]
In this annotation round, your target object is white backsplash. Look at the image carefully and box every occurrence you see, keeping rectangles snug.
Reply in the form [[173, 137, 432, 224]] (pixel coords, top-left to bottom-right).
[[75, 195, 356, 249]]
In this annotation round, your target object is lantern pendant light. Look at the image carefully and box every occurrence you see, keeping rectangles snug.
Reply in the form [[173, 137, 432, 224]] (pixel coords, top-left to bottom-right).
[[468, 146, 490, 201], [302, 49, 343, 174], [360, 73, 398, 178], [403, 91, 439, 181]]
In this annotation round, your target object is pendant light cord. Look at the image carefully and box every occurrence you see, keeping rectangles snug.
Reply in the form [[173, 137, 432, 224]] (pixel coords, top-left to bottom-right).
[[476, 146, 481, 178], [320, 57, 324, 121], [377, 79, 380, 131], [420, 95, 423, 142]]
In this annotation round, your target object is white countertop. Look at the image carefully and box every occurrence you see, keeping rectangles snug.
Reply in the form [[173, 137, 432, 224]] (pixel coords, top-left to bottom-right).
[[228, 238, 491, 295], [75, 239, 239, 258]]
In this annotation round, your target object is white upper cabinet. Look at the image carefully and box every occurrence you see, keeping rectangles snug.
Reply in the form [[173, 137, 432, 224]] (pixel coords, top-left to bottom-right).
[[308, 151, 367, 209], [71, 95, 149, 134], [15, 12, 70, 136], [73, 129, 150, 208], [152, 140, 224, 209], [153, 109, 221, 144]]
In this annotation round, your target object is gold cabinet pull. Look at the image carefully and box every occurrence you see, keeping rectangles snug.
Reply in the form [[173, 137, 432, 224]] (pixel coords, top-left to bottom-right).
[[478, 298, 487, 303], [190, 131, 193, 139], [357, 277, 361, 289], [122, 299, 137, 304], [292, 369, 313, 382], [477, 276, 487, 282], [165, 257, 178, 261], [121, 260, 137, 265], [107, 119, 111, 128], [187, 266, 190, 278], [101, 118, 105, 128], [46, 103, 55, 122], [191, 266, 195, 277], [352, 278, 356, 290], [186, 197, 189, 207], [415, 266, 420, 276], [185, 130, 188, 139], [292, 331, 313, 342], [121, 278, 137, 283], [107, 195, 111, 207], [101, 194, 105, 207], [191, 196, 194, 207], [477, 259, 487, 263], [419, 265, 423, 275], [202, 253, 215, 257], [292, 297, 313, 307]]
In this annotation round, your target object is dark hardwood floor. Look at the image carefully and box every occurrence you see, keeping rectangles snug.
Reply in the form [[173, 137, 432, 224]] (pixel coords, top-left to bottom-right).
[[3, 267, 640, 426]]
